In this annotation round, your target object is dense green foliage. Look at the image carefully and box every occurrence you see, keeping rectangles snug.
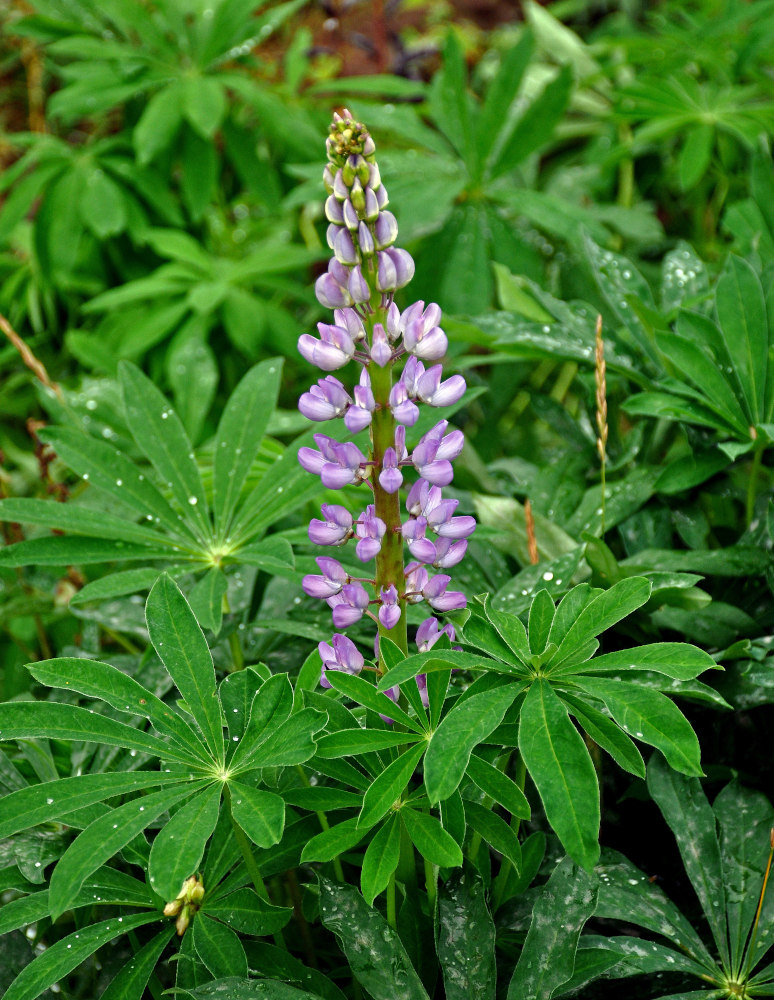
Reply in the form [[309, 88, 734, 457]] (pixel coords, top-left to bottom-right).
[[1, 1, 773, 998]]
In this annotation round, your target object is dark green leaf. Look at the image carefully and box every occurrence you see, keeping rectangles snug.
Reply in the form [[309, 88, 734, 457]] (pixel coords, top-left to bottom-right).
[[301, 817, 367, 863], [466, 754, 530, 818], [402, 808, 463, 867], [715, 255, 768, 423], [463, 800, 522, 871], [193, 913, 248, 979], [437, 865, 496, 1000], [361, 814, 401, 905], [318, 876, 430, 1000], [528, 589, 555, 655], [203, 887, 291, 936], [329, 672, 424, 732], [518, 681, 599, 870], [316, 729, 421, 758], [425, 686, 518, 804], [561, 694, 645, 779], [506, 858, 597, 1000], [146, 574, 224, 763], [572, 643, 717, 681], [230, 783, 284, 849], [99, 925, 175, 1000], [359, 744, 425, 828], [188, 567, 227, 633], [148, 783, 221, 901]]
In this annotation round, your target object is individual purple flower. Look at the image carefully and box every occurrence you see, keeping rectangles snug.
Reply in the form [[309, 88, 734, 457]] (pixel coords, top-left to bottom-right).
[[400, 516, 437, 564], [402, 301, 447, 360], [423, 573, 467, 611], [416, 366, 466, 408], [303, 556, 348, 599], [416, 617, 456, 652], [315, 260, 354, 310], [298, 322, 356, 371], [344, 368, 376, 433], [433, 536, 468, 568], [370, 323, 392, 367], [355, 504, 386, 561], [404, 562, 429, 603], [374, 211, 398, 249], [348, 265, 371, 303], [298, 376, 352, 421], [329, 582, 370, 627], [319, 633, 364, 688], [308, 436, 369, 489], [379, 447, 402, 494], [334, 308, 366, 343], [378, 584, 401, 629], [389, 374, 420, 426], [308, 504, 354, 546]]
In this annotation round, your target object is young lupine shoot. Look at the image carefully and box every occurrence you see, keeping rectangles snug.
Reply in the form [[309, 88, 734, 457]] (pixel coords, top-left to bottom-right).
[[297, 110, 474, 697]]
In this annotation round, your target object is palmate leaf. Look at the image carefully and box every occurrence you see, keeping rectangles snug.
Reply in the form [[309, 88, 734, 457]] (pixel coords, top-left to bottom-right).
[[0, 771, 196, 841], [213, 358, 282, 538], [518, 680, 600, 871], [146, 574, 224, 764], [3, 912, 162, 1000], [119, 361, 210, 540], [49, 780, 207, 919], [359, 745, 425, 828], [318, 877, 430, 1000], [27, 656, 212, 764], [424, 686, 520, 804], [506, 858, 598, 1000], [0, 701, 175, 759], [436, 866, 496, 1000], [148, 783, 222, 901]]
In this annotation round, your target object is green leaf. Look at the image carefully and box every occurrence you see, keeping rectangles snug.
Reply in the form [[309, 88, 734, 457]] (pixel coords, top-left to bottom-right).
[[182, 77, 226, 139], [318, 876, 430, 1000], [134, 84, 183, 163], [576, 678, 703, 777], [3, 912, 161, 1000], [167, 320, 218, 444], [489, 66, 573, 180], [229, 673, 293, 770], [213, 359, 282, 536], [715, 255, 768, 423], [476, 33, 534, 174], [463, 800, 522, 871], [316, 729, 421, 758], [466, 754, 530, 818], [99, 926, 176, 1000], [361, 814, 401, 905], [146, 574, 224, 764], [0, 535, 177, 568], [0, 701, 173, 759], [27, 656, 211, 764], [180, 980, 325, 1000], [678, 123, 714, 191], [229, 783, 284, 849], [359, 744, 425, 828], [484, 604, 531, 664], [193, 913, 248, 979], [424, 686, 518, 804], [518, 680, 599, 870], [301, 817, 367, 863], [329, 671, 424, 732], [49, 781, 206, 919], [428, 31, 472, 163], [506, 858, 597, 1000], [714, 779, 774, 968], [549, 578, 652, 669], [37, 427, 193, 543], [561, 694, 645, 779], [70, 567, 164, 605], [188, 567, 227, 633], [574, 642, 718, 681], [245, 707, 326, 768], [436, 865, 496, 1000], [647, 756, 728, 965], [402, 808, 463, 867], [202, 887, 291, 936], [378, 649, 509, 690], [528, 589, 555, 655], [148, 783, 221, 902], [594, 848, 715, 968], [119, 361, 210, 538], [79, 166, 127, 238], [0, 771, 195, 841]]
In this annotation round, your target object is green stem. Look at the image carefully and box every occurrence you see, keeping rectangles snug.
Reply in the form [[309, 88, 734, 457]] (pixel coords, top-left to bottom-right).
[[423, 852, 437, 913], [226, 787, 285, 948], [617, 123, 634, 210], [295, 764, 344, 881], [222, 593, 244, 671], [386, 870, 397, 930], [746, 441, 764, 527]]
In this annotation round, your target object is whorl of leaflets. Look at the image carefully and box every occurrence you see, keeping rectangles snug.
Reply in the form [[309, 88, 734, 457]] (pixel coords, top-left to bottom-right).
[[297, 110, 474, 714]]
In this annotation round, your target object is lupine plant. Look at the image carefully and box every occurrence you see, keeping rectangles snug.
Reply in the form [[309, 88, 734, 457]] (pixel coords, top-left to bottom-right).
[[295, 109, 474, 678]]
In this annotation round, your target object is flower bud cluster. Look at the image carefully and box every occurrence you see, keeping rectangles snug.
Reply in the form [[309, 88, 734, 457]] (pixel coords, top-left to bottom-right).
[[297, 110, 475, 700]]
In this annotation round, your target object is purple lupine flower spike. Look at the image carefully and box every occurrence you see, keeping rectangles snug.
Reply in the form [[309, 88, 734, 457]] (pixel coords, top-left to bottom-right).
[[298, 108, 474, 684]]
